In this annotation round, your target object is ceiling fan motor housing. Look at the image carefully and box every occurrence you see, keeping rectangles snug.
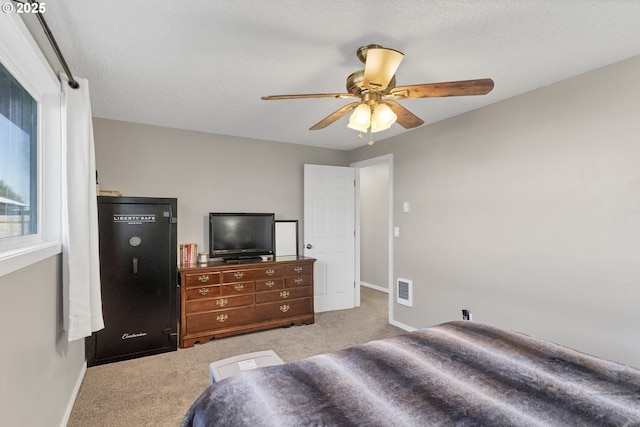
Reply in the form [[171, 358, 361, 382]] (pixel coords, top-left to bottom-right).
[[347, 70, 396, 95]]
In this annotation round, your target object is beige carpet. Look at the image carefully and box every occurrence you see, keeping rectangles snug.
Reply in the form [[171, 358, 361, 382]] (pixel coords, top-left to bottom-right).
[[67, 287, 404, 427]]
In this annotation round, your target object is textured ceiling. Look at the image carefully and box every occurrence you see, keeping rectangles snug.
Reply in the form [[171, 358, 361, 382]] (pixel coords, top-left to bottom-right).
[[26, 1, 640, 150]]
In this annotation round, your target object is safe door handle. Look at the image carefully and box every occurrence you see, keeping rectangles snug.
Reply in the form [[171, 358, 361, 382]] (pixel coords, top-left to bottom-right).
[[132, 257, 138, 274]]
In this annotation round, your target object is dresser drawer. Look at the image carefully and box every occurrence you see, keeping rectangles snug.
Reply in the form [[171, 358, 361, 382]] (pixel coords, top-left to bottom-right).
[[184, 271, 221, 288], [221, 281, 254, 296], [285, 263, 312, 276], [186, 294, 254, 313], [222, 266, 284, 283], [285, 274, 312, 288], [186, 306, 255, 333], [255, 297, 312, 322], [255, 278, 284, 292], [255, 286, 311, 304], [185, 285, 221, 300], [254, 266, 284, 279]]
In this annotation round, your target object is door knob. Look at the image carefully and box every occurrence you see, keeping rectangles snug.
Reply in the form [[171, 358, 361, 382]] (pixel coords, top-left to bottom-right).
[[306, 244, 312, 249]]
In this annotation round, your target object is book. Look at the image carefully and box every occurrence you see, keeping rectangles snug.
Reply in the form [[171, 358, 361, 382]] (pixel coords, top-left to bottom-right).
[[179, 243, 197, 266]]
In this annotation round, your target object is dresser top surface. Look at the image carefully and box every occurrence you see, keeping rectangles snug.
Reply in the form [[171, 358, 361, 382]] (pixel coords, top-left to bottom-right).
[[178, 255, 315, 272]]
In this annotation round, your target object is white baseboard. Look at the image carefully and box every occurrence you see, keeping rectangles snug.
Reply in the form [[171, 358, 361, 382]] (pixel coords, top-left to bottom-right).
[[60, 362, 86, 427], [360, 281, 415, 333], [360, 281, 388, 293], [389, 319, 416, 332]]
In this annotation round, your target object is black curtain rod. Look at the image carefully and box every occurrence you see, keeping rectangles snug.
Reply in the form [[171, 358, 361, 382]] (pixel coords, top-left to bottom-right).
[[24, 0, 80, 89]]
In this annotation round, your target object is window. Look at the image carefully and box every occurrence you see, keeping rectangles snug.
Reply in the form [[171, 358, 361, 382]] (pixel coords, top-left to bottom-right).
[[0, 12, 62, 277], [0, 62, 38, 239]]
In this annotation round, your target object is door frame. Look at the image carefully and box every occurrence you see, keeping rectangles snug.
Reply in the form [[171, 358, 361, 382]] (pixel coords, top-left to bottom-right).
[[351, 154, 393, 323]]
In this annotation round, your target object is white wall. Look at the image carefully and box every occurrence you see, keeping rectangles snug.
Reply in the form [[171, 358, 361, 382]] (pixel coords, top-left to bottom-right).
[[93, 118, 350, 254], [350, 55, 640, 368]]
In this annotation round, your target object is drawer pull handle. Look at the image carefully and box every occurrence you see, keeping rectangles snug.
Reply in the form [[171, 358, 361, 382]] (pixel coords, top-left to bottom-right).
[[234, 272, 244, 279], [198, 287, 209, 295], [280, 304, 290, 313], [294, 266, 303, 273], [265, 268, 275, 276], [295, 277, 303, 285], [198, 275, 210, 283], [280, 291, 290, 299], [234, 284, 244, 291], [266, 281, 275, 288], [216, 298, 228, 307], [216, 314, 228, 323]]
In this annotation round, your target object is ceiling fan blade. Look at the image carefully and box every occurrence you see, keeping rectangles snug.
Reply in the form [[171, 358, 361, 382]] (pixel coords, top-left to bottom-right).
[[309, 102, 360, 130], [390, 78, 494, 99], [383, 100, 424, 129], [262, 93, 355, 100], [363, 47, 404, 91]]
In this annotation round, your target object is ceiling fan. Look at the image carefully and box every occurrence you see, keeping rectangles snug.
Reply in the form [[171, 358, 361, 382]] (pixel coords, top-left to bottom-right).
[[262, 44, 494, 138]]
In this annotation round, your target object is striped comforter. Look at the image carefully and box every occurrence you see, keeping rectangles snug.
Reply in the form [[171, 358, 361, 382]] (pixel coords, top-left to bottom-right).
[[181, 321, 640, 426]]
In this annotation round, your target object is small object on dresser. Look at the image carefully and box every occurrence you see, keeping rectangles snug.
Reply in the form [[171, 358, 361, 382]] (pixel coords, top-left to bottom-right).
[[197, 252, 208, 264]]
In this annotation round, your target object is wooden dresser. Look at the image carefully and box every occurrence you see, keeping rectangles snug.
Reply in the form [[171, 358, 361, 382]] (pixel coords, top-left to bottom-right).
[[178, 256, 315, 348]]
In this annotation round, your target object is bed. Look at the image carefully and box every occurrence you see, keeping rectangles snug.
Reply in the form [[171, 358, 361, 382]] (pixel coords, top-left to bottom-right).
[[181, 321, 640, 426]]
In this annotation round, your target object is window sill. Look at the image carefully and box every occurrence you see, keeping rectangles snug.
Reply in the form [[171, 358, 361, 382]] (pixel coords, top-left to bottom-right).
[[0, 241, 62, 278]]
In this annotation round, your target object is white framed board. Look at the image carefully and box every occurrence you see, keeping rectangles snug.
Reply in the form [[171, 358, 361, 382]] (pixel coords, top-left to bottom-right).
[[275, 220, 298, 256]]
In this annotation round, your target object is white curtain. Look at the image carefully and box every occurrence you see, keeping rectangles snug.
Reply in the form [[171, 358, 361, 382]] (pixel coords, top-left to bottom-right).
[[61, 75, 104, 341]]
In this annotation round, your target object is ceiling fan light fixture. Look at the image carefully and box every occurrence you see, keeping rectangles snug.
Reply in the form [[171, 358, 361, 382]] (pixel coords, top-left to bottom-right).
[[370, 102, 397, 133], [363, 47, 404, 90], [347, 103, 371, 132]]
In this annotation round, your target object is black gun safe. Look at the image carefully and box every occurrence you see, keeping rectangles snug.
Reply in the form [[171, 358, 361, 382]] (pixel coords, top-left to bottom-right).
[[86, 196, 178, 366]]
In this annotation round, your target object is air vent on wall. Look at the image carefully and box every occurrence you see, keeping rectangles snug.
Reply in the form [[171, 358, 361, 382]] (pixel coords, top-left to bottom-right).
[[397, 278, 413, 307]]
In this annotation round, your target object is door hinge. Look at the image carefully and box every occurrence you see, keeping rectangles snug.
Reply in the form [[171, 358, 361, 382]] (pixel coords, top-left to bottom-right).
[[163, 210, 177, 223]]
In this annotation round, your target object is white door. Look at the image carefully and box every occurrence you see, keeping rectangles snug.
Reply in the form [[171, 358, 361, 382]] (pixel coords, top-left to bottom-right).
[[304, 164, 355, 313]]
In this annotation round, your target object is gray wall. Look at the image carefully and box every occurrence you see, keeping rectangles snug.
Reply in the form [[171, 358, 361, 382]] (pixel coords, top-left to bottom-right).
[[359, 163, 390, 290], [349, 55, 640, 368], [93, 118, 350, 254], [0, 255, 85, 427]]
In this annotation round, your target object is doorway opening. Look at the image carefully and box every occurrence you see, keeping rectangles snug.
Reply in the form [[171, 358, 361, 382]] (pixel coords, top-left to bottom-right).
[[352, 154, 393, 323]]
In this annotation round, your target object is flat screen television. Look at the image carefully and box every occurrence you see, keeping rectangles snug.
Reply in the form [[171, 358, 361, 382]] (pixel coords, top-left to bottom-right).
[[209, 213, 275, 261]]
